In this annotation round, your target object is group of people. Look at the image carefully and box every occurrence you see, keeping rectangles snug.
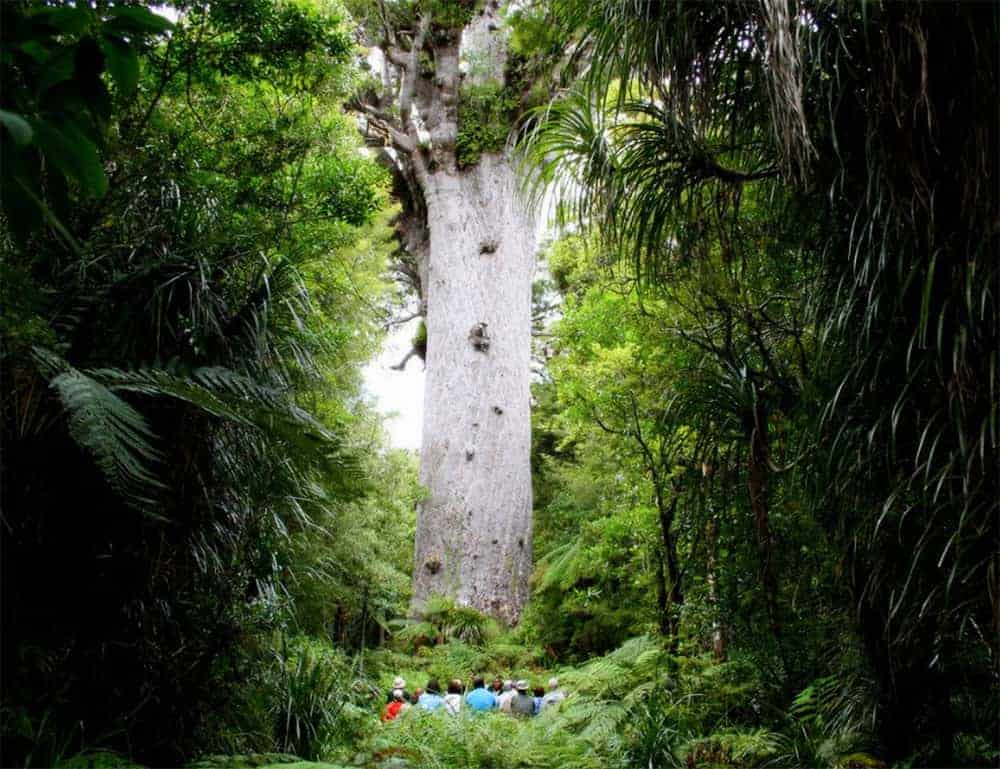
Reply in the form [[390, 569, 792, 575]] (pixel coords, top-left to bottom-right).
[[382, 675, 567, 721]]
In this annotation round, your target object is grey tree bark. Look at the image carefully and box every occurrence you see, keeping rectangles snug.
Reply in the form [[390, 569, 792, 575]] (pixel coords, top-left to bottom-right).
[[356, 2, 535, 623]]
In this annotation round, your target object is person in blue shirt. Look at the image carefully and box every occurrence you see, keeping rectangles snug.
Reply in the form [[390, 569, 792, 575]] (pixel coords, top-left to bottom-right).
[[532, 685, 545, 715], [465, 676, 497, 712], [417, 679, 445, 711]]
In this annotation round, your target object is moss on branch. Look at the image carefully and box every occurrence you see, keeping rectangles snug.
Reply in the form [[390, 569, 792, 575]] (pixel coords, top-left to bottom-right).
[[455, 80, 518, 168]]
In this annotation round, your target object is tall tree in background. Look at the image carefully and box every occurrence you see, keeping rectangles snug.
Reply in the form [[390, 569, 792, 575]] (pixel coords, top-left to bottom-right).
[[352, 0, 542, 622]]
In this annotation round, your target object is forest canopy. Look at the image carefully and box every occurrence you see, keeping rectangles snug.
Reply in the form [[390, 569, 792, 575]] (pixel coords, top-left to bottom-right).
[[1, 1, 996, 768]]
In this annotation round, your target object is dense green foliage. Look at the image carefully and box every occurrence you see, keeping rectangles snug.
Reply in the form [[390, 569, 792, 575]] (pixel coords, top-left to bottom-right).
[[455, 81, 518, 168], [1, 1, 416, 765], [2, 1, 997, 768], [521, 0, 998, 765]]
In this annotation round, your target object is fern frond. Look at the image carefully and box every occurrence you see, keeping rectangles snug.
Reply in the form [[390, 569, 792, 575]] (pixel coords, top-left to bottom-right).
[[44, 362, 166, 510]]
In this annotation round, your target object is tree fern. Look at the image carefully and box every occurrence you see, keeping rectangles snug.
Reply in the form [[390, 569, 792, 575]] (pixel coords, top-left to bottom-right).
[[34, 349, 166, 509]]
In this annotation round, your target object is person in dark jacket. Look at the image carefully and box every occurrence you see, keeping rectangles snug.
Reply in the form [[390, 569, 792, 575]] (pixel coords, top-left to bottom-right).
[[510, 680, 535, 717], [386, 676, 409, 703]]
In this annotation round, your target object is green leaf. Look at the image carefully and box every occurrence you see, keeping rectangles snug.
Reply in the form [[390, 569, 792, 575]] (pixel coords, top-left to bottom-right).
[[106, 7, 175, 35], [36, 6, 93, 35], [37, 46, 76, 94], [30, 118, 108, 198], [0, 110, 33, 145], [18, 40, 50, 63], [99, 34, 139, 95]]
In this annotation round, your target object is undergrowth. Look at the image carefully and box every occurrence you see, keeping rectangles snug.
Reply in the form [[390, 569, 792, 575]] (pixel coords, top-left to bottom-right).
[[54, 633, 962, 768]]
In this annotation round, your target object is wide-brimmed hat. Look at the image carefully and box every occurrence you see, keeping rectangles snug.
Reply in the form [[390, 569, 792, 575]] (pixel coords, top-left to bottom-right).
[[392, 676, 406, 689], [515, 680, 529, 692]]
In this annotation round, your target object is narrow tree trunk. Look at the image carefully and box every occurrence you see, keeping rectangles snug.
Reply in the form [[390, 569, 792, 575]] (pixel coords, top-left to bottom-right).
[[655, 490, 683, 645], [747, 402, 781, 641], [705, 513, 726, 659], [411, 156, 535, 624], [654, 546, 670, 636]]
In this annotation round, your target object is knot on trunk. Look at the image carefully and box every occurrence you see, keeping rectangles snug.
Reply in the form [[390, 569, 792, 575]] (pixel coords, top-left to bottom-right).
[[479, 239, 499, 254], [424, 558, 441, 575], [469, 322, 490, 352]]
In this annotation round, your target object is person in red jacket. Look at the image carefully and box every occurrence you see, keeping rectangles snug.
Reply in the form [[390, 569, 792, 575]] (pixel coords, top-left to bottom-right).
[[382, 689, 408, 721]]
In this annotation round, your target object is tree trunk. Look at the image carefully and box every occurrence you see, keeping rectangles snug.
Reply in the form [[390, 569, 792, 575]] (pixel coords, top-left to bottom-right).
[[747, 401, 781, 641], [705, 513, 726, 659], [655, 491, 683, 645], [411, 156, 535, 624], [356, 3, 535, 624]]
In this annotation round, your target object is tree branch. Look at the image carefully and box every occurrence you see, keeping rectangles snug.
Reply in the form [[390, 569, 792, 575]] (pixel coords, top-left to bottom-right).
[[356, 103, 416, 153]]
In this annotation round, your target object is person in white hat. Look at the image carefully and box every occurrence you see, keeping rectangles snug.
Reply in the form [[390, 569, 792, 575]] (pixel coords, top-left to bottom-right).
[[540, 677, 565, 710], [510, 680, 535, 717], [386, 676, 409, 703]]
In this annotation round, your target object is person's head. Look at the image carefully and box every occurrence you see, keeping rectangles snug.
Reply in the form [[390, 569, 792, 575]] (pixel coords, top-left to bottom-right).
[[473, 676, 485, 689], [392, 688, 405, 702], [425, 679, 440, 694], [533, 686, 544, 698], [547, 677, 559, 691], [393, 676, 406, 690], [447, 679, 462, 695], [515, 680, 529, 694], [492, 677, 503, 690], [502, 679, 513, 692]]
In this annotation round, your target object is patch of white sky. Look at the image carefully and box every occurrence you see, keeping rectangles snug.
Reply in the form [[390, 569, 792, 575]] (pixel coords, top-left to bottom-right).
[[363, 188, 562, 451]]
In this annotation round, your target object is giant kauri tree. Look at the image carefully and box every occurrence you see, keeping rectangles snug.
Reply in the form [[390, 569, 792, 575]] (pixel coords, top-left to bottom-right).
[[353, 0, 539, 622]]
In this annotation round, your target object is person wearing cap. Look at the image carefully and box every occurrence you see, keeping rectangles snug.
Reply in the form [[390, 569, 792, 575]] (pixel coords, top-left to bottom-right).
[[382, 688, 409, 721], [386, 676, 410, 703], [510, 680, 535, 717], [540, 677, 566, 710], [465, 676, 497, 712], [496, 680, 516, 712]]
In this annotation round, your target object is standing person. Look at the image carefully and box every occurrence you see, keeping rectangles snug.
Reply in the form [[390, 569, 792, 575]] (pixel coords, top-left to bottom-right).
[[418, 679, 445, 711], [540, 677, 566, 710], [465, 676, 497, 712], [532, 686, 545, 715], [444, 679, 463, 715], [497, 680, 516, 713], [387, 676, 409, 703], [511, 680, 535, 717], [382, 689, 409, 721]]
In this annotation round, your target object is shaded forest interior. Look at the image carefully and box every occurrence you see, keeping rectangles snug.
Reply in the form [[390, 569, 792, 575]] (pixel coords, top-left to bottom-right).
[[1, 1, 997, 768]]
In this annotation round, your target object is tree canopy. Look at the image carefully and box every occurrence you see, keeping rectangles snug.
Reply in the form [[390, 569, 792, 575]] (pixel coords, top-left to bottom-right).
[[1, 2, 996, 768]]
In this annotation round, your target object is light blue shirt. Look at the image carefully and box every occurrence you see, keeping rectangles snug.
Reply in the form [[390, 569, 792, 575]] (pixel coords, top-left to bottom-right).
[[418, 691, 445, 711], [465, 687, 497, 711]]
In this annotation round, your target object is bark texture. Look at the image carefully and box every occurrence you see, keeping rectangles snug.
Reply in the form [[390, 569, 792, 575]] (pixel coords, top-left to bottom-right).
[[356, 2, 535, 623], [414, 157, 535, 623]]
